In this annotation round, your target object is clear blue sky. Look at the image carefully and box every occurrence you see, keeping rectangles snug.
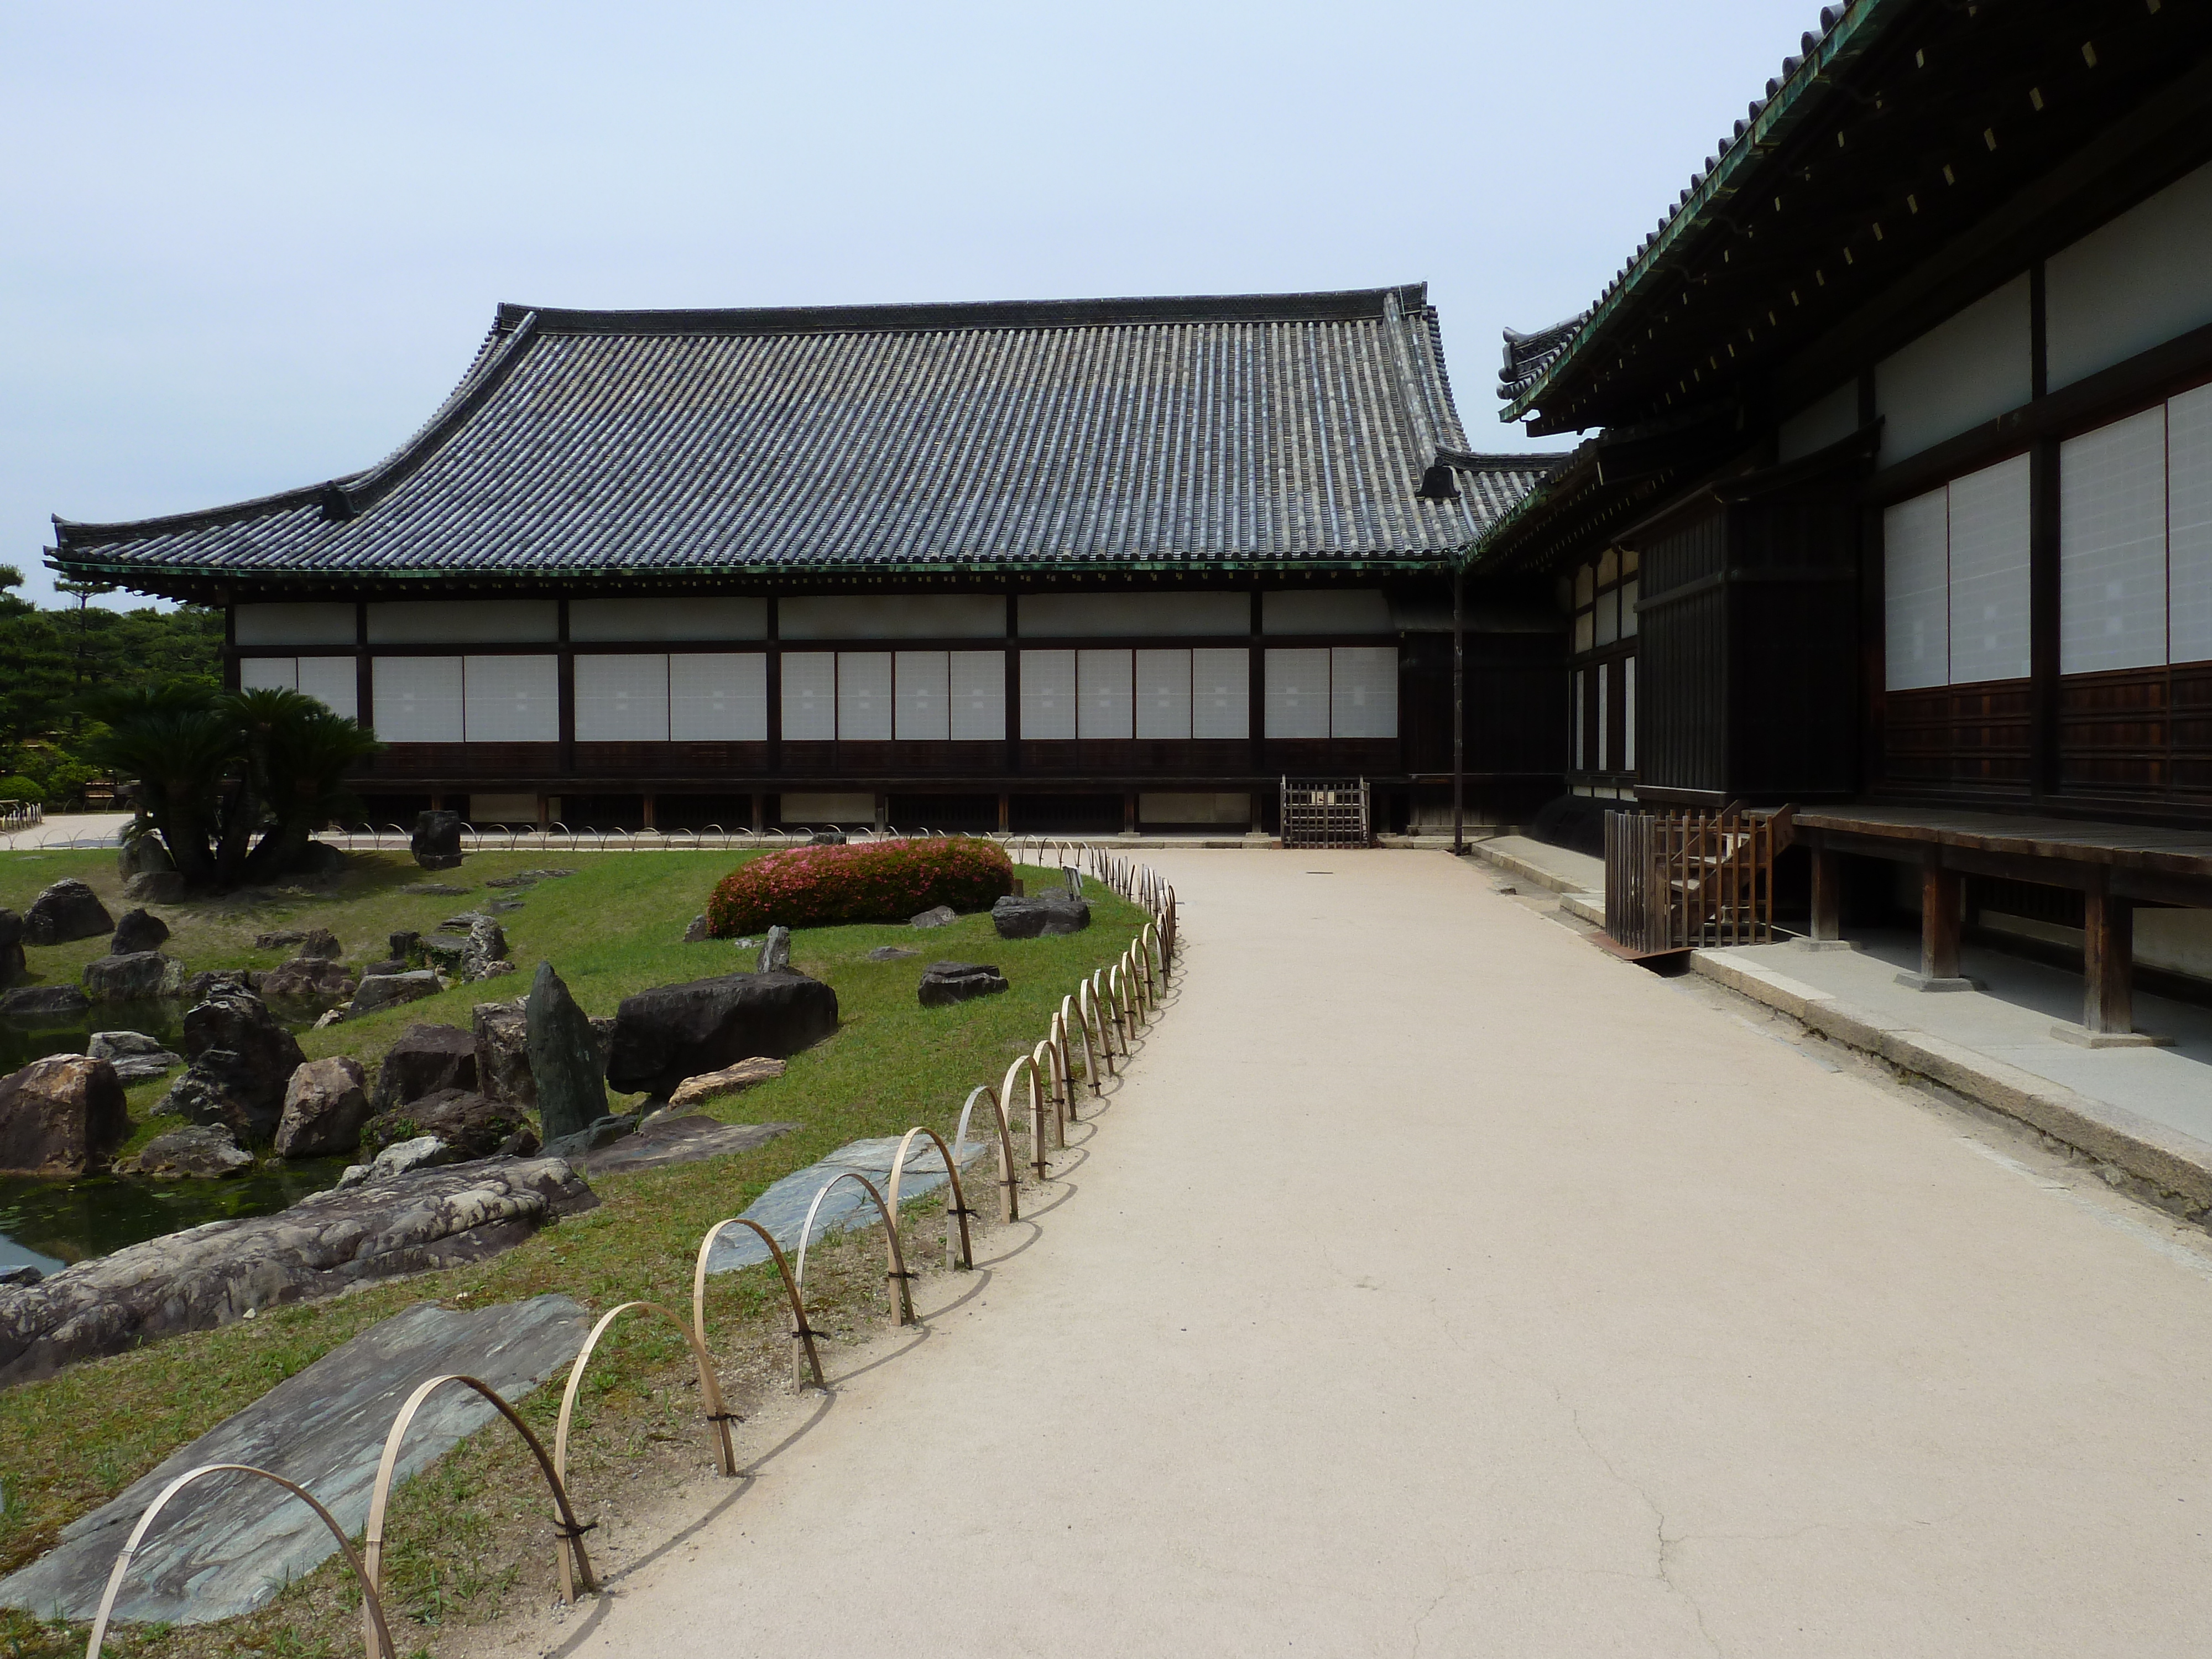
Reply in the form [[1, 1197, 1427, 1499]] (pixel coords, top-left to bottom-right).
[[2, 0, 1813, 609]]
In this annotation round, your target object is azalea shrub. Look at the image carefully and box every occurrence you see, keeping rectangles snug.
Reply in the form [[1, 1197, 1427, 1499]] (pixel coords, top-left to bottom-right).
[[707, 837, 1015, 937]]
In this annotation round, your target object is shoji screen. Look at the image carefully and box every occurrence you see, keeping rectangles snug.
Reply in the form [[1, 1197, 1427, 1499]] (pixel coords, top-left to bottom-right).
[[837, 652, 893, 740], [1135, 649, 1193, 739], [1883, 489, 1950, 690], [239, 658, 296, 692], [1265, 649, 1331, 738], [374, 656, 464, 741], [1020, 651, 1077, 739], [1329, 646, 1397, 738], [463, 656, 558, 740], [949, 651, 1006, 740], [574, 654, 670, 741], [1192, 648, 1249, 740], [1945, 454, 2032, 684], [1076, 650, 1134, 739], [297, 658, 358, 722], [2170, 381, 2212, 664], [781, 654, 837, 740], [2062, 406, 2169, 674], [670, 654, 768, 740], [894, 651, 951, 740]]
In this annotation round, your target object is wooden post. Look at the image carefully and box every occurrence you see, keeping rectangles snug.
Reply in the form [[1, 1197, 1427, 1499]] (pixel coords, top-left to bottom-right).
[[641, 793, 656, 832], [1921, 857, 1962, 982], [1809, 847, 1843, 942], [2082, 869, 2135, 1036]]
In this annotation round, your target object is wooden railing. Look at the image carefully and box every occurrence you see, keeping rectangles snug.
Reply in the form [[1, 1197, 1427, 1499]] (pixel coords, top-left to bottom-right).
[[1279, 777, 1369, 849], [1604, 804, 1793, 954]]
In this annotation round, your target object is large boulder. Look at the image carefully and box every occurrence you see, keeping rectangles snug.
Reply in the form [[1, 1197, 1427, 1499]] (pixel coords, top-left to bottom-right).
[[24, 880, 113, 946], [359, 1088, 539, 1161], [917, 960, 1009, 1007], [605, 970, 839, 1100], [119, 1123, 254, 1180], [910, 905, 957, 929], [0, 910, 24, 989], [88, 1030, 184, 1084], [259, 955, 358, 1015], [990, 893, 1092, 939], [296, 927, 342, 961], [369, 1022, 478, 1113], [176, 990, 306, 1136], [157, 1050, 268, 1139], [117, 834, 175, 884], [349, 970, 441, 1015], [275, 1056, 372, 1158], [123, 870, 189, 904], [758, 925, 791, 972], [81, 951, 185, 1004], [0, 985, 90, 1021], [410, 809, 464, 871], [108, 909, 170, 956], [0, 1055, 127, 1175], [525, 963, 607, 1140], [478, 995, 612, 1108], [183, 968, 255, 1003]]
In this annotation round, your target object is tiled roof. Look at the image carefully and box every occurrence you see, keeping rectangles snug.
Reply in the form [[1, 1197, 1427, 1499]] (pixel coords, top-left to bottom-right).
[[51, 285, 1547, 587]]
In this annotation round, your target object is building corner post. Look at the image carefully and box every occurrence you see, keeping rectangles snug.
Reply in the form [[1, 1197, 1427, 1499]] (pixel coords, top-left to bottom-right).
[[1452, 559, 1465, 856]]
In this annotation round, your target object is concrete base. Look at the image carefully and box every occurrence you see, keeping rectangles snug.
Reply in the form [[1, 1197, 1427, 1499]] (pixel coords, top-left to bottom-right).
[[2050, 1022, 2177, 1050], [1896, 971, 1984, 992], [1793, 937, 1861, 952]]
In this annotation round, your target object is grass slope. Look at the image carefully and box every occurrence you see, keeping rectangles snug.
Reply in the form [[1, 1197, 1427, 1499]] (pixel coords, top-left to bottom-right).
[[0, 846, 1146, 1658]]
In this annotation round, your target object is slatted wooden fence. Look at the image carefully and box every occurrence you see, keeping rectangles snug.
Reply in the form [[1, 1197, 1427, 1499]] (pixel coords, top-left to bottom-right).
[[1279, 777, 1370, 849], [1604, 805, 1793, 954]]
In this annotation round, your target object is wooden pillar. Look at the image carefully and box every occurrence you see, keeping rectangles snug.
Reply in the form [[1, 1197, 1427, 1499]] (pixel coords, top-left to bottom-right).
[[641, 792, 656, 831], [2082, 869, 2135, 1035], [1920, 856, 1962, 982], [1809, 846, 1843, 942], [1123, 790, 1139, 834], [749, 792, 764, 834], [997, 791, 1010, 833]]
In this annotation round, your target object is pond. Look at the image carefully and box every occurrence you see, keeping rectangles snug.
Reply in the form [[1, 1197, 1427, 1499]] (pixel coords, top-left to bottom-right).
[[1, 999, 345, 1275]]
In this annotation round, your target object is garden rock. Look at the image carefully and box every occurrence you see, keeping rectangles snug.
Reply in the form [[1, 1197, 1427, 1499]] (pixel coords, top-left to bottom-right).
[[0, 985, 91, 1021], [418, 930, 472, 975], [296, 927, 342, 960], [24, 879, 113, 946], [120, 1124, 254, 1180], [360, 1088, 538, 1161], [0, 1265, 39, 1287], [605, 969, 839, 1099], [543, 1111, 641, 1164], [116, 835, 175, 883], [479, 995, 612, 1108], [398, 882, 469, 897], [369, 1022, 478, 1113], [0, 1156, 597, 1389], [0, 911, 22, 988], [259, 954, 357, 1014], [180, 990, 305, 1133], [758, 924, 791, 972], [123, 870, 188, 904], [684, 914, 710, 943], [253, 929, 307, 951], [349, 969, 441, 1015], [910, 905, 957, 928], [526, 963, 606, 1140], [338, 1134, 454, 1186], [990, 893, 1092, 939], [410, 808, 464, 870], [183, 968, 254, 1003], [666, 1056, 785, 1108], [388, 929, 422, 964], [0, 1055, 127, 1176], [808, 828, 847, 845], [464, 916, 507, 979], [583, 1115, 794, 1178], [80, 952, 185, 1004], [274, 1056, 371, 1158], [108, 908, 170, 956], [88, 1031, 182, 1083], [156, 1051, 266, 1139], [918, 960, 1010, 1006], [866, 946, 920, 961]]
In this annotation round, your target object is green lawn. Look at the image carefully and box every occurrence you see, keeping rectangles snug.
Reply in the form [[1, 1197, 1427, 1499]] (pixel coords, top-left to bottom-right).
[[0, 843, 1150, 1659]]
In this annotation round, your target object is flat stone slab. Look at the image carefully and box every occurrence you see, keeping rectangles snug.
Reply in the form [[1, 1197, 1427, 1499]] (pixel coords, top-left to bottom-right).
[[584, 1115, 796, 1177], [702, 1134, 990, 1276], [0, 1293, 589, 1625]]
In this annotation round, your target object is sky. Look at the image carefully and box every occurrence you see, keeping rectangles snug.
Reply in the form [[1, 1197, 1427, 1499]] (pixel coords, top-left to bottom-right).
[[1, 0, 1813, 611]]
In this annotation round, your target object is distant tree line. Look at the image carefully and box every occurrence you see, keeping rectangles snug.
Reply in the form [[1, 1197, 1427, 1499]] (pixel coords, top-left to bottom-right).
[[0, 564, 225, 805]]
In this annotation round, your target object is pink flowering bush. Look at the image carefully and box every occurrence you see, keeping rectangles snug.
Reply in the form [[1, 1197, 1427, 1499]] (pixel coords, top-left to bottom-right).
[[707, 837, 1015, 937]]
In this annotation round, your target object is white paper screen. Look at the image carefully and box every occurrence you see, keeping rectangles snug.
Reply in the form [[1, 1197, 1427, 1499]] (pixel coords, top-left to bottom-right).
[[670, 654, 768, 740], [574, 654, 670, 742], [894, 651, 950, 741], [1884, 489, 1950, 691], [463, 655, 558, 741], [239, 658, 296, 692], [373, 656, 463, 742], [2169, 380, 2212, 664], [1135, 649, 1193, 739], [949, 651, 1006, 740], [1945, 453, 2032, 683], [1020, 650, 1076, 740], [1076, 650, 1134, 739], [1192, 648, 1249, 740], [780, 653, 837, 741], [1331, 646, 1398, 738], [297, 657, 358, 722], [1265, 648, 1331, 738], [2062, 406, 2169, 674], [837, 651, 893, 740], [1624, 656, 1638, 770]]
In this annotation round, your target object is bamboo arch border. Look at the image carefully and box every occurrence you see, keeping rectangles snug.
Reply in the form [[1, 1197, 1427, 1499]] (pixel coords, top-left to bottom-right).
[[887, 1125, 975, 1271], [1061, 994, 1104, 1098], [954, 1083, 1021, 1222], [88, 1464, 399, 1659], [999, 1051, 1053, 1180], [692, 1216, 826, 1392], [792, 1171, 916, 1331]]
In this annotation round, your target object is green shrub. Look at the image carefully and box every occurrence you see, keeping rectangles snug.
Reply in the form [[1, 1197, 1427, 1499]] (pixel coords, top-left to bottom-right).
[[0, 775, 41, 803], [707, 837, 1014, 936]]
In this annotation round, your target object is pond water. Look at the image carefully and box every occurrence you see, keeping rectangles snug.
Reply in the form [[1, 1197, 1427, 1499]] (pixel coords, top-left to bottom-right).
[[1, 1000, 344, 1275]]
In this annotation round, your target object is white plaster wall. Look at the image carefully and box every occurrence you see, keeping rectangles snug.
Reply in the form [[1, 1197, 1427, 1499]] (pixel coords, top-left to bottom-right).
[[1876, 275, 2032, 463], [234, 603, 354, 646], [780, 594, 1002, 639], [367, 600, 557, 644], [1019, 592, 1246, 637], [1261, 591, 1392, 635], [2047, 160, 2212, 391], [570, 597, 765, 640], [1777, 381, 1859, 463]]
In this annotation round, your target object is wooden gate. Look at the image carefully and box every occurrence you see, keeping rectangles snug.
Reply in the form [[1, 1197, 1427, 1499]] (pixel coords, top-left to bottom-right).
[[1604, 805, 1793, 954], [1279, 778, 1370, 849]]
